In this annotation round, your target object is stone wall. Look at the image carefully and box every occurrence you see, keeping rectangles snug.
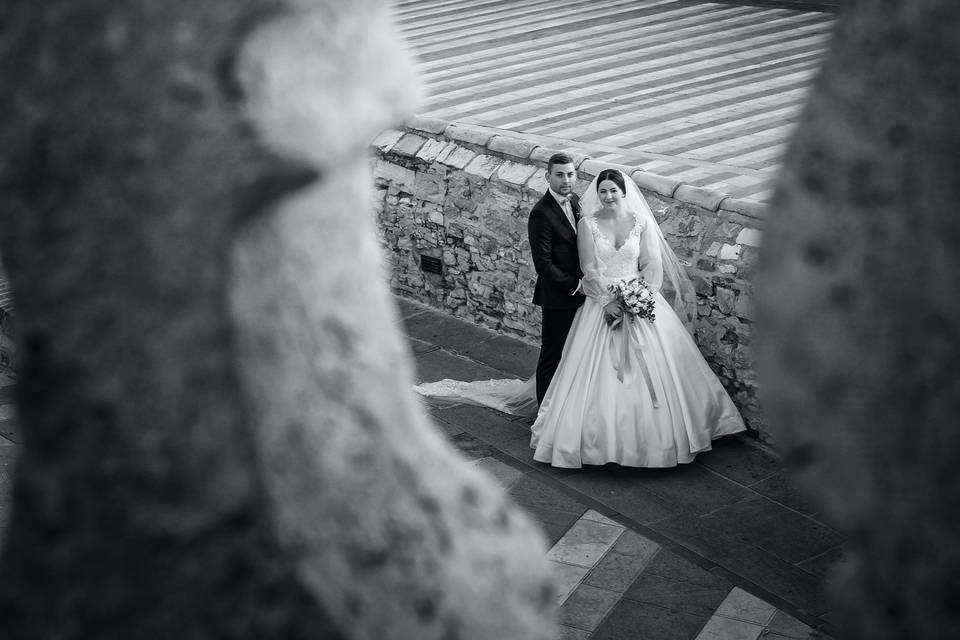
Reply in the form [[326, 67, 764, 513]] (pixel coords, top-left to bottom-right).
[[371, 116, 767, 437]]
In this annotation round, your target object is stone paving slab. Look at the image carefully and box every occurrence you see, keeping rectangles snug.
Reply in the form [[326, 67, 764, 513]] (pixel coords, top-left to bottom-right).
[[625, 549, 733, 619], [555, 464, 757, 525], [457, 334, 538, 378], [696, 496, 844, 565], [747, 472, 819, 517], [650, 512, 831, 617], [399, 305, 502, 353], [433, 403, 528, 444], [693, 435, 783, 485], [411, 345, 512, 383]]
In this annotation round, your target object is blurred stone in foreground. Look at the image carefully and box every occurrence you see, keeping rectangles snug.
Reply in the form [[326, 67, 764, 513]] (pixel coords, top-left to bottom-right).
[[0, 1, 555, 638], [756, 1, 960, 638]]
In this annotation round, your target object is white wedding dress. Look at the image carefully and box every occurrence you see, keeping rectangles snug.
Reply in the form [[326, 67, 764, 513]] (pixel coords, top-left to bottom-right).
[[529, 213, 745, 468]]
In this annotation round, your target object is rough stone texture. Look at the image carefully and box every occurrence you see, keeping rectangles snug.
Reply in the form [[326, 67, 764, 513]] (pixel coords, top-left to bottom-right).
[[371, 129, 405, 153], [374, 133, 765, 436], [415, 137, 451, 164], [632, 171, 681, 198], [444, 123, 493, 148], [675, 184, 727, 212], [720, 197, 767, 219], [755, 1, 960, 638], [494, 161, 538, 187], [488, 135, 537, 160], [0, 1, 556, 638], [404, 114, 449, 135], [464, 155, 503, 180], [437, 144, 477, 170], [392, 132, 427, 157]]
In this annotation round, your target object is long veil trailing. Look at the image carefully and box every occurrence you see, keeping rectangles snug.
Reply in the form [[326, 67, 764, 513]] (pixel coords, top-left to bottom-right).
[[413, 375, 538, 419]]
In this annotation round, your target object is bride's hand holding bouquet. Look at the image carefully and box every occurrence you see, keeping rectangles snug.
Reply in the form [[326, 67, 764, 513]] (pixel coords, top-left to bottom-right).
[[606, 278, 656, 329], [603, 300, 625, 329]]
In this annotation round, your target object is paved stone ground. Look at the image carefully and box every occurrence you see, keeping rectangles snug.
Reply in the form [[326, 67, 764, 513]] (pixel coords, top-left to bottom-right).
[[398, 296, 843, 640], [0, 297, 843, 638], [392, 0, 838, 201]]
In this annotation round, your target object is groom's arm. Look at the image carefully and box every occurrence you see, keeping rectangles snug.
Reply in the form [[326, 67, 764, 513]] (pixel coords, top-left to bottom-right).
[[528, 209, 580, 294]]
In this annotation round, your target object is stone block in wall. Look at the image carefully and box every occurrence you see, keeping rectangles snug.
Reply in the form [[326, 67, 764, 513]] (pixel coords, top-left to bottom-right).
[[494, 160, 538, 187], [674, 184, 726, 212], [373, 159, 417, 190], [632, 170, 680, 198], [464, 154, 503, 180], [659, 214, 706, 238], [719, 243, 742, 260], [413, 170, 446, 204], [735, 227, 762, 247], [714, 221, 743, 241], [716, 287, 737, 315], [526, 171, 549, 194], [436, 144, 477, 170], [416, 138, 451, 163], [392, 132, 427, 157], [404, 114, 449, 134], [371, 128, 404, 152], [719, 197, 767, 220], [694, 275, 713, 297], [488, 135, 537, 159], [444, 123, 493, 147]]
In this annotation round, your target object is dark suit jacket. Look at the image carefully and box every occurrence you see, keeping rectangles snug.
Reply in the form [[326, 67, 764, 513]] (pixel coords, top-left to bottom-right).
[[528, 191, 586, 310]]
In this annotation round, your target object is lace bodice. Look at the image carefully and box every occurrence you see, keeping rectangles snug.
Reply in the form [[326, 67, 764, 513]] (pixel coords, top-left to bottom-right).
[[586, 214, 643, 281]]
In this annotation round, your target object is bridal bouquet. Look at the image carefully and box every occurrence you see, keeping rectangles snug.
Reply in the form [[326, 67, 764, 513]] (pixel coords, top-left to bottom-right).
[[607, 278, 656, 329]]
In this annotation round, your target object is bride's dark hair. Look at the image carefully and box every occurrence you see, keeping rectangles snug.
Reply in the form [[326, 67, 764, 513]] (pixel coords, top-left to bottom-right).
[[595, 169, 626, 193]]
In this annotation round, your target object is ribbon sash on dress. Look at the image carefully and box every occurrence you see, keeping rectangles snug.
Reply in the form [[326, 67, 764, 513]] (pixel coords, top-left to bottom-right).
[[608, 317, 660, 408]]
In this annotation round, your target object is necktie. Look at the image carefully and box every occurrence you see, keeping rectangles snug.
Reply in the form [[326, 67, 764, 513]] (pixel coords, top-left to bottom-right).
[[560, 198, 576, 232]]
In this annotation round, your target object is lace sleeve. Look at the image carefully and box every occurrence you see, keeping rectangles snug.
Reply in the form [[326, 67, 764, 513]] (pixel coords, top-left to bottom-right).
[[637, 219, 664, 292], [577, 217, 613, 304]]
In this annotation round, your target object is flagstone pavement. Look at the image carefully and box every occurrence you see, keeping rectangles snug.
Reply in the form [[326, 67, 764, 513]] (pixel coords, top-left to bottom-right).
[[392, 0, 839, 202], [397, 296, 844, 640], [0, 295, 844, 639]]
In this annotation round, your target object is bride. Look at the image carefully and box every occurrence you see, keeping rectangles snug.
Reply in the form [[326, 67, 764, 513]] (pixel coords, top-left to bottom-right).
[[415, 168, 745, 468]]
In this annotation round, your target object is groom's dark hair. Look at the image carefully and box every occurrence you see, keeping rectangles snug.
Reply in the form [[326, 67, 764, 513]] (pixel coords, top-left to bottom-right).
[[596, 168, 627, 193], [547, 152, 575, 172]]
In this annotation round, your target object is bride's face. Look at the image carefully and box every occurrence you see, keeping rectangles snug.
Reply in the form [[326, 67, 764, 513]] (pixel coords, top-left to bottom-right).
[[598, 180, 624, 211]]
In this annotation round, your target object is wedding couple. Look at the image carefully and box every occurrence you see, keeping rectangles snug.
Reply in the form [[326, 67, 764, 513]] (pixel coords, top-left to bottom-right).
[[416, 154, 745, 468]]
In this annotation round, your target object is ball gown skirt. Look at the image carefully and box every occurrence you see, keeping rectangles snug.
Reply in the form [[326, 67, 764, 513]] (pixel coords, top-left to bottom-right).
[[530, 291, 745, 468]]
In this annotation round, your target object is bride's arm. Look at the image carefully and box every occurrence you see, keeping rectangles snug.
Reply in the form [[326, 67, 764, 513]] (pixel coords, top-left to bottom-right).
[[577, 218, 613, 304], [638, 221, 664, 292]]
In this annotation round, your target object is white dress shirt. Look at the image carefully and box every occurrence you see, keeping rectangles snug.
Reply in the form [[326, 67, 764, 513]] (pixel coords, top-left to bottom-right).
[[549, 189, 577, 232]]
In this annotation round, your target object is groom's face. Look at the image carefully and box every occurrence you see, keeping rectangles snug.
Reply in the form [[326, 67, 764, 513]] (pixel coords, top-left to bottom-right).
[[546, 163, 576, 197]]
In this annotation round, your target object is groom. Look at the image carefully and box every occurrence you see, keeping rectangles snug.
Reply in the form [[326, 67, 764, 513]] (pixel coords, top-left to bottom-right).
[[528, 152, 585, 405]]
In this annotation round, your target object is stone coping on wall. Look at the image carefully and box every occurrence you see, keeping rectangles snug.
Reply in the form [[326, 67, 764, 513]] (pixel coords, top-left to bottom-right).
[[371, 115, 768, 221]]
